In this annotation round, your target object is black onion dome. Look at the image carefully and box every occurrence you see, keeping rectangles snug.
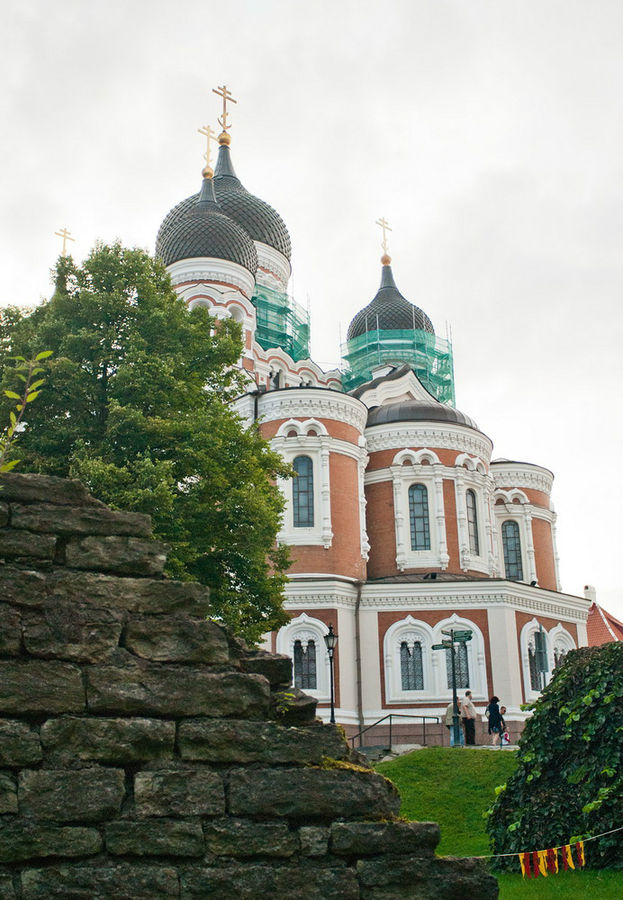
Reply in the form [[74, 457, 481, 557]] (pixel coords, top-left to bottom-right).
[[213, 144, 291, 260], [367, 398, 479, 431], [347, 264, 434, 340], [156, 177, 258, 273]]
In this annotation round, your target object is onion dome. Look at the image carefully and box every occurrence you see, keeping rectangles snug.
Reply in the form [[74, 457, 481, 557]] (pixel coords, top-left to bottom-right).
[[367, 397, 479, 431], [347, 260, 434, 340], [155, 176, 258, 274], [212, 143, 291, 260]]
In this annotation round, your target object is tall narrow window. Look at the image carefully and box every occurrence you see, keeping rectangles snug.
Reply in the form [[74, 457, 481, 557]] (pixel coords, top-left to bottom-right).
[[409, 484, 431, 550], [293, 639, 317, 689], [293, 456, 314, 527], [446, 643, 470, 689], [502, 520, 523, 580], [400, 641, 424, 690], [528, 640, 540, 691], [466, 490, 480, 555]]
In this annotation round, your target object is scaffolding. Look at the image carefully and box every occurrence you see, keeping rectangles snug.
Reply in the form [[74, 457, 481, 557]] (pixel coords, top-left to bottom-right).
[[341, 327, 456, 405], [252, 284, 310, 362]]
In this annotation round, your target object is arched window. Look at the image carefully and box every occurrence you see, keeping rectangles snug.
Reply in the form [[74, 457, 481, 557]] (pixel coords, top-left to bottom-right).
[[528, 640, 541, 691], [409, 484, 431, 551], [293, 638, 317, 689], [446, 644, 470, 689], [293, 456, 314, 527], [502, 520, 523, 580], [400, 640, 424, 690], [466, 490, 479, 555]]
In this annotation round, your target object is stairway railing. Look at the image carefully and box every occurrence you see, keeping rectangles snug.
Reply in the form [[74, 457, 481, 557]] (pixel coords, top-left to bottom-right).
[[349, 714, 441, 754]]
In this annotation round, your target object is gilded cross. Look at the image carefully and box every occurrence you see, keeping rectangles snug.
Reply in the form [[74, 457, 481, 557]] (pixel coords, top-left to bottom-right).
[[54, 227, 75, 256], [376, 217, 392, 255], [212, 84, 237, 132], [197, 124, 218, 169]]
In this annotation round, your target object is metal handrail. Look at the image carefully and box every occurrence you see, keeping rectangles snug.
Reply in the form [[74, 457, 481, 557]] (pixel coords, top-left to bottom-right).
[[349, 713, 441, 753]]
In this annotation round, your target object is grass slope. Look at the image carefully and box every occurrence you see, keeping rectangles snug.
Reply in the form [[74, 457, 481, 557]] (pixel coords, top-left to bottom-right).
[[376, 747, 623, 899]]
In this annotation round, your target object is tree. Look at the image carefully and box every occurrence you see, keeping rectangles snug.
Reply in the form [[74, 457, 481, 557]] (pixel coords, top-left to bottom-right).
[[0, 243, 291, 642], [486, 642, 623, 868]]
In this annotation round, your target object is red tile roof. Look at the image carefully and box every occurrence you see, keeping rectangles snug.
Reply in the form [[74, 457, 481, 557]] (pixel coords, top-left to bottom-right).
[[586, 602, 623, 646]]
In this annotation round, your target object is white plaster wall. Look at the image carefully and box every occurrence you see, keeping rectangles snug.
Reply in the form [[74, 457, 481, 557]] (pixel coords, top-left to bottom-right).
[[486, 605, 524, 712]]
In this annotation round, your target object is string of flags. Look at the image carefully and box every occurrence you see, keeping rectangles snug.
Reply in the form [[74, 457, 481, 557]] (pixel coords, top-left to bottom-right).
[[469, 824, 623, 877]]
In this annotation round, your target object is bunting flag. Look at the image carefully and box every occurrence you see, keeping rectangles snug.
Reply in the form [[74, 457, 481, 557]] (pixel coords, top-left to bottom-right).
[[562, 844, 575, 870], [546, 847, 559, 873], [519, 853, 532, 878], [537, 850, 549, 876], [575, 841, 585, 867], [532, 851, 540, 877]]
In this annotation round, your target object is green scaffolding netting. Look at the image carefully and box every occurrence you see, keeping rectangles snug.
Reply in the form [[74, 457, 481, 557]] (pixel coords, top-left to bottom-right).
[[340, 327, 456, 404], [252, 284, 310, 362]]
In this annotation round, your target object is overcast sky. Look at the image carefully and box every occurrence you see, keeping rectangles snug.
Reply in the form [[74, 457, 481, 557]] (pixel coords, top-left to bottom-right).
[[2, 0, 623, 618]]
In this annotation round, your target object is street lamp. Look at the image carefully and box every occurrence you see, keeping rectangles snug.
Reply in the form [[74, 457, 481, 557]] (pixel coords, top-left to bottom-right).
[[324, 624, 338, 724]]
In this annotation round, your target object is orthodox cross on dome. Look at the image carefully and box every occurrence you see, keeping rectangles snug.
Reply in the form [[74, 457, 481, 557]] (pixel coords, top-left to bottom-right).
[[54, 227, 75, 256], [212, 84, 237, 138], [197, 123, 218, 177], [376, 216, 392, 259]]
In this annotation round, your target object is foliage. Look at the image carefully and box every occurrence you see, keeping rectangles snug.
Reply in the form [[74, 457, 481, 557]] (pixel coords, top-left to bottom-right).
[[0, 244, 291, 642], [0, 352, 51, 472], [376, 747, 517, 857], [486, 642, 623, 869]]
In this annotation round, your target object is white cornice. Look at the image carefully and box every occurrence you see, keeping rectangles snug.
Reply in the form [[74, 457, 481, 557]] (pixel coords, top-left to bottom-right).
[[258, 390, 368, 432], [365, 422, 493, 459], [167, 257, 256, 300], [255, 241, 292, 289], [490, 462, 554, 495], [356, 369, 437, 409]]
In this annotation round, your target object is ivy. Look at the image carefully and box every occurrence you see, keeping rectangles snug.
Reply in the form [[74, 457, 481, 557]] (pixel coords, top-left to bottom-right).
[[486, 642, 623, 869]]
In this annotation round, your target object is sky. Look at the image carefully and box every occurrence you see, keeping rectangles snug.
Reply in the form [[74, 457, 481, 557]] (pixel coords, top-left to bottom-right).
[[2, 0, 623, 617]]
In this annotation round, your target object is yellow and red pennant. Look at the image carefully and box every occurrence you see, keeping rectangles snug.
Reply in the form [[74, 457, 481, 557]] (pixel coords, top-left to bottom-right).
[[519, 841, 584, 877]]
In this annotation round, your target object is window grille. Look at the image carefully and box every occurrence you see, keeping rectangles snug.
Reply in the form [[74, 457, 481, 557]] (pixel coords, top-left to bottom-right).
[[400, 640, 424, 690], [293, 638, 317, 689], [446, 643, 470, 689], [409, 484, 431, 550], [502, 520, 523, 580], [293, 456, 314, 527], [466, 489, 479, 555], [528, 641, 541, 690]]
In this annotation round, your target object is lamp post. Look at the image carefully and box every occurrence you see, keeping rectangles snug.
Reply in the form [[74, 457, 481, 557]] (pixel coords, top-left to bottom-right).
[[433, 628, 473, 748], [324, 624, 338, 724]]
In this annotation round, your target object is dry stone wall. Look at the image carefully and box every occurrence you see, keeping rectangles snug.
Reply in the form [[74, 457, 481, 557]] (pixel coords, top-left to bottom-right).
[[0, 473, 497, 898]]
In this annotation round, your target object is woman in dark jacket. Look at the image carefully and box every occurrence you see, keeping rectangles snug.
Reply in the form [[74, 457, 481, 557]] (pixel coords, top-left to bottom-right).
[[486, 696, 503, 747]]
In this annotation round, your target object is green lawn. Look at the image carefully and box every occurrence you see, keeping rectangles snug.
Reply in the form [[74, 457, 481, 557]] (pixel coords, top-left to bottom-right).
[[375, 747, 623, 899]]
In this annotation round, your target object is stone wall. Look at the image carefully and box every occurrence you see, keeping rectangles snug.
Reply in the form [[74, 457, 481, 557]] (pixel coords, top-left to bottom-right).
[[0, 473, 497, 899]]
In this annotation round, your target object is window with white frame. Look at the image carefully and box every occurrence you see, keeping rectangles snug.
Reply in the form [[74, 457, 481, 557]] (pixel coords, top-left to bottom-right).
[[400, 639, 424, 690], [466, 489, 480, 556], [445, 642, 470, 689], [293, 637, 317, 689], [293, 456, 314, 527], [276, 613, 330, 700], [390, 452, 448, 570], [521, 620, 576, 699], [408, 483, 431, 551]]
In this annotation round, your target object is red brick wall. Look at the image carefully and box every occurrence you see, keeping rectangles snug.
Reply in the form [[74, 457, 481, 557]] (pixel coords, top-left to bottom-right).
[[531, 518, 556, 590], [365, 481, 397, 578]]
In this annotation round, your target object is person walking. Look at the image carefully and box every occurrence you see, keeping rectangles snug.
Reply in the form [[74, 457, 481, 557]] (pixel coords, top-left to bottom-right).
[[485, 695, 503, 747], [461, 690, 478, 745], [444, 699, 464, 747]]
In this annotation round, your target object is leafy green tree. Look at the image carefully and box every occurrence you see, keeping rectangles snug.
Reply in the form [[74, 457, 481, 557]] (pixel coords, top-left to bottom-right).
[[0, 244, 291, 641], [487, 642, 623, 868]]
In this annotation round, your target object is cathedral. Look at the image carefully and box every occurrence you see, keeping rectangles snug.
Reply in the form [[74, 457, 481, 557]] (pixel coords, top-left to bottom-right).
[[155, 89, 590, 742]]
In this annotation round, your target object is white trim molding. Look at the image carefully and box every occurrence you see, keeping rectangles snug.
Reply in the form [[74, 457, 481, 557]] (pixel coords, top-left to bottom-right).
[[276, 612, 331, 701]]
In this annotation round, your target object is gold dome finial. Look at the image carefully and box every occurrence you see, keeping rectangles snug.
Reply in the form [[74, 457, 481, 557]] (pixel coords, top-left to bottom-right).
[[54, 227, 75, 256], [212, 84, 237, 146], [198, 123, 218, 178], [376, 216, 392, 264]]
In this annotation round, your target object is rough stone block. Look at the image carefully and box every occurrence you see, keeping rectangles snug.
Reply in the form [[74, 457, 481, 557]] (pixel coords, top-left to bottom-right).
[[66, 535, 168, 576], [331, 821, 440, 857], [203, 819, 297, 857], [0, 567, 211, 615], [0, 721, 42, 767], [229, 767, 401, 821], [87, 665, 269, 718], [356, 855, 498, 898], [22, 605, 122, 662], [299, 826, 329, 857], [20, 864, 178, 898], [0, 529, 56, 560], [0, 606, 21, 656], [0, 874, 14, 899], [0, 661, 84, 715], [124, 616, 229, 664], [41, 716, 175, 764], [180, 865, 359, 899], [134, 769, 224, 817], [19, 768, 125, 822], [11, 502, 150, 536], [0, 503, 8, 527], [0, 824, 102, 863], [0, 774, 17, 814], [270, 687, 318, 724], [106, 819, 204, 857], [241, 650, 292, 686], [178, 719, 348, 765], [0, 473, 102, 506]]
